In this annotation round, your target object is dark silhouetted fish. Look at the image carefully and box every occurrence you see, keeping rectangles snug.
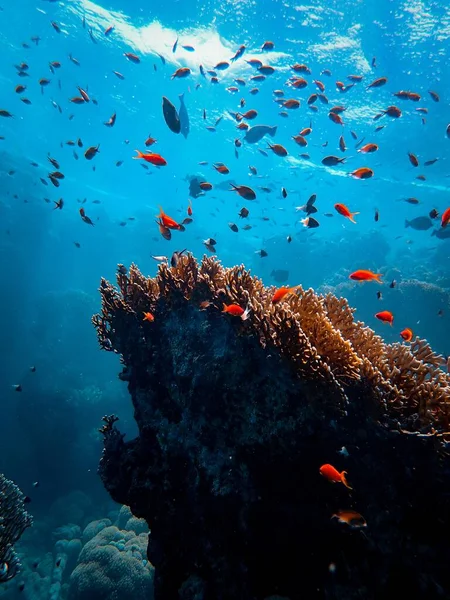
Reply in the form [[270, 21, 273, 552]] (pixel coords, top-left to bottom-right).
[[244, 125, 277, 143], [271, 269, 289, 283], [405, 217, 432, 231], [162, 96, 181, 134]]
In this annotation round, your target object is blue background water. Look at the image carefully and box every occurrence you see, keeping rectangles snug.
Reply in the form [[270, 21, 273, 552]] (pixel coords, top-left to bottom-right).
[[0, 0, 449, 592]]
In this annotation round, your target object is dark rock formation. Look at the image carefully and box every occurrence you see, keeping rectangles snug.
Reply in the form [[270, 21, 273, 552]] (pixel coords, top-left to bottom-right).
[[93, 256, 450, 600]]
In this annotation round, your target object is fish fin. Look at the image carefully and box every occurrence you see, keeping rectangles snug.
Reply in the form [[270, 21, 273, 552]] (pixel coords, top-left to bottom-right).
[[241, 305, 251, 321], [133, 149, 143, 159], [270, 126, 278, 136], [405, 219, 410, 228], [222, 303, 228, 313], [349, 212, 360, 224], [374, 273, 383, 283], [341, 471, 353, 490]]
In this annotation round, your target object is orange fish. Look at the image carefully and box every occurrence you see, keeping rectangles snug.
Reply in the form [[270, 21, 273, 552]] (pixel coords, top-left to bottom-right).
[[283, 99, 300, 109], [292, 135, 308, 147], [329, 111, 344, 125], [350, 167, 374, 179], [375, 310, 394, 325], [349, 270, 382, 282], [384, 105, 402, 118], [187, 200, 193, 216], [272, 285, 300, 304], [400, 328, 413, 342], [213, 164, 230, 175], [358, 143, 378, 153], [222, 303, 250, 320], [199, 182, 213, 191], [133, 150, 167, 166], [367, 76, 388, 89], [440, 207, 450, 228], [319, 464, 352, 490], [145, 135, 157, 147], [332, 510, 366, 528], [291, 77, 308, 89], [156, 206, 181, 230], [334, 203, 359, 223], [143, 311, 154, 322], [171, 67, 191, 79]]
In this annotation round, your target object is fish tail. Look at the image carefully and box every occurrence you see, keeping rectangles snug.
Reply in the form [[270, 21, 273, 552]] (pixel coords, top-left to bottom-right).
[[241, 305, 251, 321], [133, 149, 144, 159], [405, 219, 410, 228], [229, 184, 237, 191], [374, 273, 383, 283], [222, 303, 228, 313], [269, 126, 278, 136], [341, 471, 353, 490], [349, 212, 360, 223]]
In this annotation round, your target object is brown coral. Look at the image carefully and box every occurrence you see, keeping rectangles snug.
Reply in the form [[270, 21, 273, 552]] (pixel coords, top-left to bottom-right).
[[92, 254, 450, 436]]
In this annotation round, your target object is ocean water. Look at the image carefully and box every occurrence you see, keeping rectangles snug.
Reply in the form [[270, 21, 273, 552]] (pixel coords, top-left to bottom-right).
[[0, 0, 449, 598]]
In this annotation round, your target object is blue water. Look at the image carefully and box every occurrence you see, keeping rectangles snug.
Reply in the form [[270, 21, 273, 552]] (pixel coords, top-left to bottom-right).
[[0, 0, 449, 597]]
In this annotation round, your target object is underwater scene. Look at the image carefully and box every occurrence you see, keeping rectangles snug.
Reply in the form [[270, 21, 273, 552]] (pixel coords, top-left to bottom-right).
[[1, 0, 450, 598]]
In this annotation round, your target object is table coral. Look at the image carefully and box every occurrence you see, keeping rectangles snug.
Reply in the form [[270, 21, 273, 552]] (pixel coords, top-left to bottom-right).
[[92, 255, 450, 600]]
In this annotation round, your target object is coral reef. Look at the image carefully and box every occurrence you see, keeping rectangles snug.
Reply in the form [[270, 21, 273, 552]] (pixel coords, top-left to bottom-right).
[[93, 255, 450, 600], [0, 473, 33, 583], [68, 522, 153, 600]]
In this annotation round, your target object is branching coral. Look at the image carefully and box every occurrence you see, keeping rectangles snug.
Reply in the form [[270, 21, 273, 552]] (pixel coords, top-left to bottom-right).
[[93, 255, 450, 433], [0, 473, 33, 583], [92, 255, 450, 600]]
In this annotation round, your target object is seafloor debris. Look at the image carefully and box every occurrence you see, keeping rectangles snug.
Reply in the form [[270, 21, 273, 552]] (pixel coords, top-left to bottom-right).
[[93, 255, 450, 600], [0, 473, 33, 582]]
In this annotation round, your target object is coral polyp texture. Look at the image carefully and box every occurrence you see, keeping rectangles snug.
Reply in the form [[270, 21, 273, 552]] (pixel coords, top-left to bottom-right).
[[0, 473, 33, 583], [93, 255, 450, 600]]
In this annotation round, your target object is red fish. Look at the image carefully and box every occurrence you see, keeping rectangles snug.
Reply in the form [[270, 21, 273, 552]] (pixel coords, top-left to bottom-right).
[[133, 150, 167, 166], [349, 270, 382, 282], [334, 203, 359, 223], [441, 207, 450, 228], [358, 143, 378, 153], [350, 167, 374, 179], [375, 310, 394, 325], [272, 286, 300, 304], [319, 464, 352, 490], [187, 200, 193, 216], [400, 328, 413, 342], [156, 206, 181, 230], [222, 303, 250, 320], [332, 510, 366, 528]]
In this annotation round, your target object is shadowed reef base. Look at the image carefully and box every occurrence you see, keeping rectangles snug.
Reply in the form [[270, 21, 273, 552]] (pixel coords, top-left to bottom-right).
[[93, 255, 450, 600]]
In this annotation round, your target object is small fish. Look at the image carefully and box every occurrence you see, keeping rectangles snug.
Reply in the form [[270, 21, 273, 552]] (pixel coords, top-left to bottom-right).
[[228, 222, 239, 232], [441, 207, 450, 228], [171, 249, 187, 267], [172, 37, 178, 53], [84, 145, 100, 160], [51, 21, 61, 33], [171, 67, 191, 79], [222, 303, 250, 320], [13, 384, 22, 392], [319, 464, 352, 490], [350, 167, 374, 179], [282, 188, 287, 198], [69, 54, 80, 66], [400, 328, 413, 342], [349, 270, 382, 282], [367, 76, 387, 89], [230, 184, 256, 200], [79, 208, 94, 225], [272, 286, 300, 304], [104, 112, 116, 127], [133, 150, 166, 166], [267, 143, 288, 157], [407, 152, 419, 167], [124, 52, 140, 63], [322, 155, 345, 166], [74, 242, 81, 248], [429, 208, 439, 220], [143, 311, 155, 322], [429, 90, 440, 102], [301, 217, 319, 228], [332, 510, 366, 528], [334, 203, 359, 223], [375, 310, 394, 325], [377, 291, 382, 300], [256, 249, 268, 257], [53, 198, 64, 210], [156, 206, 181, 230], [113, 71, 125, 80]]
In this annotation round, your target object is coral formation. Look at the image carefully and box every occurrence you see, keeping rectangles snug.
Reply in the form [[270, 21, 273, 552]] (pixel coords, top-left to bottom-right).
[[93, 255, 450, 600], [0, 473, 33, 582], [68, 524, 153, 600]]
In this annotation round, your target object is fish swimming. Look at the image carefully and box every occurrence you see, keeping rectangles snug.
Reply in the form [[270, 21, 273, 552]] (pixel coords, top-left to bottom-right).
[[178, 93, 190, 139], [244, 125, 277, 144], [405, 217, 433, 231], [162, 96, 181, 134]]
